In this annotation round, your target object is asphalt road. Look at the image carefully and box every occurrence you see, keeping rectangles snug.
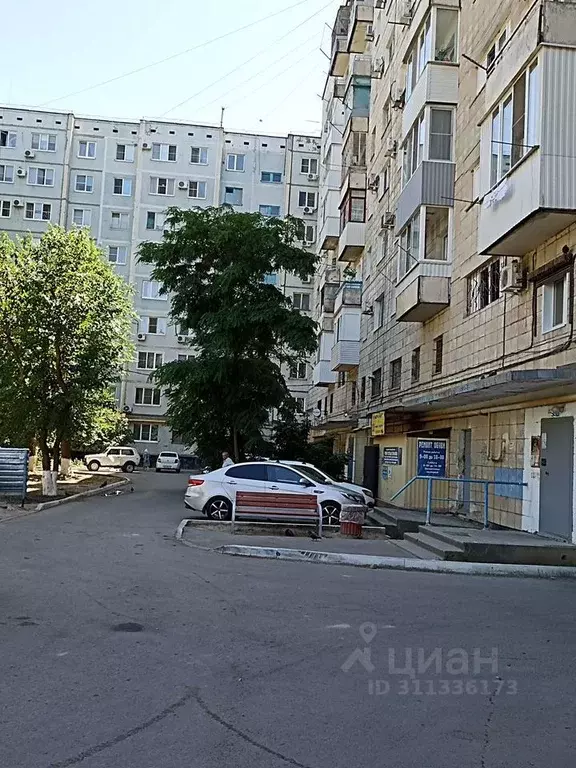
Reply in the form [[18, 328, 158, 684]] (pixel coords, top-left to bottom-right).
[[0, 471, 575, 768]]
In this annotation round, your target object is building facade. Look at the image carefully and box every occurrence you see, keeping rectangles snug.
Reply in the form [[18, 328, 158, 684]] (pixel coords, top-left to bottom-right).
[[313, 0, 576, 543], [0, 107, 319, 455]]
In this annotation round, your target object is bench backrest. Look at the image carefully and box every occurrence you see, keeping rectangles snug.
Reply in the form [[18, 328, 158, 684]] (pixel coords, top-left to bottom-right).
[[234, 491, 319, 521]]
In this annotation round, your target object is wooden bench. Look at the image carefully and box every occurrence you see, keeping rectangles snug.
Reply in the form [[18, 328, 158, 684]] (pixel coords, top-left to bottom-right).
[[233, 491, 322, 535]]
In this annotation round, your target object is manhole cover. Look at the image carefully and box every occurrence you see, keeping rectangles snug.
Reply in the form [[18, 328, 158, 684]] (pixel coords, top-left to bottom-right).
[[112, 622, 143, 633]]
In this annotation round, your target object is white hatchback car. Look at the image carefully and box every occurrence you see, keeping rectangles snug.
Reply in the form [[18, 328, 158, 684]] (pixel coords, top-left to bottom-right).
[[85, 446, 141, 473], [155, 451, 181, 473]]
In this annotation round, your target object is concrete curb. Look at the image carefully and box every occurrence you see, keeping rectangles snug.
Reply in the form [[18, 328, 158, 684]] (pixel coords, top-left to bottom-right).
[[215, 544, 576, 580], [34, 478, 131, 512]]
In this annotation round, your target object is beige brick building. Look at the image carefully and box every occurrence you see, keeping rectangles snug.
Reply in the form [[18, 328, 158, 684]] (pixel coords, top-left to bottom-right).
[[311, 0, 576, 543]]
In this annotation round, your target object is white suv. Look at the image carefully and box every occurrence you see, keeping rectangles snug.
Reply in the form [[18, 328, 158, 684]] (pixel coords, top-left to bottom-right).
[[85, 447, 141, 473]]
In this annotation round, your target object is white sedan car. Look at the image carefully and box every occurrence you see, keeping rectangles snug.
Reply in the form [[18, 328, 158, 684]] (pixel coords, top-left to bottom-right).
[[279, 460, 375, 507], [155, 451, 181, 473]]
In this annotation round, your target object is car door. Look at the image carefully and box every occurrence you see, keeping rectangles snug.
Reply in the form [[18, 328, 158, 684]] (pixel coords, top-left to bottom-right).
[[266, 464, 322, 498], [106, 448, 122, 467], [221, 464, 269, 502]]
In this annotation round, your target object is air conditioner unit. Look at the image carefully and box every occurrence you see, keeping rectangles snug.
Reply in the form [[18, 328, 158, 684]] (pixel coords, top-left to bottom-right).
[[137, 333, 146, 342], [303, 206, 317, 215], [381, 211, 395, 229], [391, 83, 405, 109], [307, 173, 318, 181], [16, 168, 26, 177], [372, 57, 385, 78], [142, 142, 151, 150], [368, 174, 380, 192], [177, 180, 187, 189], [399, 1, 413, 25], [123, 405, 133, 414], [13, 199, 24, 207], [177, 335, 188, 343], [384, 138, 397, 158], [365, 24, 375, 41], [24, 150, 35, 159], [500, 259, 523, 293], [375, 0, 386, 8]]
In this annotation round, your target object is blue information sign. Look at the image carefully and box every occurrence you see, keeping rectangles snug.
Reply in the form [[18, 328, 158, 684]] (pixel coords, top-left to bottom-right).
[[417, 440, 447, 478]]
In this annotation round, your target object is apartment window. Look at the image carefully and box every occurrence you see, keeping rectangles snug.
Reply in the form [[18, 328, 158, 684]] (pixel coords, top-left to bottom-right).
[[78, 140, 96, 158], [177, 354, 194, 362], [259, 205, 280, 217], [263, 273, 277, 285], [261, 171, 282, 183], [152, 143, 177, 162], [378, 229, 389, 265], [0, 130, 17, 148], [433, 335, 444, 375], [329, 394, 334, 414], [111, 211, 129, 230], [403, 113, 425, 183], [140, 316, 167, 335], [31, 133, 56, 151], [373, 294, 385, 331], [137, 351, 163, 370], [468, 259, 501, 313], [298, 191, 317, 208], [224, 186, 243, 206], [108, 245, 128, 265], [435, 9, 458, 62], [25, 202, 51, 221], [490, 60, 539, 187], [190, 146, 208, 164], [406, 16, 431, 98], [360, 376, 366, 402], [543, 274, 568, 333], [301, 158, 318, 175], [399, 211, 420, 278], [303, 224, 316, 244], [75, 174, 94, 193], [133, 423, 159, 442], [0, 164, 14, 183], [226, 153, 245, 171], [150, 177, 175, 196], [135, 387, 161, 406], [113, 177, 132, 196], [72, 208, 91, 227], [351, 384, 357, 406], [292, 293, 311, 311], [389, 358, 402, 392], [429, 109, 453, 160], [142, 280, 167, 300], [188, 180, 207, 199], [337, 371, 346, 387], [116, 144, 135, 162], [0, 200, 11, 217], [340, 190, 366, 229], [411, 347, 421, 383], [371, 368, 382, 398], [289, 362, 307, 379], [27, 167, 54, 186], [487, 29, 507, 73], [146, 211, 161, 230], [424, 207, 449, 261]]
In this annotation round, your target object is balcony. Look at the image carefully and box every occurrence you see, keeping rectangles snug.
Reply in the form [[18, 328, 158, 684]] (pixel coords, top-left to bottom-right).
[[396, 265, 451, 322], [338, 221, 366, 262], [320, 215, 341, 251], [347, 1, 374, 53], [332, 282, 361, 371], [334, 280, 362, 314], [313, 359, 337, 387], [331, 339, 360, 372], [329, 6, 351, 77], [402, 63, 459, 141], [396, 161, 454, 233]]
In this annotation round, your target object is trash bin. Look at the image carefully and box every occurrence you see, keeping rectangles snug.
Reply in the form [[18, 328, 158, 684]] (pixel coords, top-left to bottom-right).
[[339, 507, 364, 538]]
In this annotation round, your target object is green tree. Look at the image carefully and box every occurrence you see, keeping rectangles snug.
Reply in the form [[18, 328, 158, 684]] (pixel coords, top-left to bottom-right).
[[0, 227, 134, 494], [139, 206, 317, 462]]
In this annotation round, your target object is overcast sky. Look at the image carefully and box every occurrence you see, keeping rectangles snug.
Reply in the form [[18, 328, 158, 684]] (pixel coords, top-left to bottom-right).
[[0, 0, 342, 135]]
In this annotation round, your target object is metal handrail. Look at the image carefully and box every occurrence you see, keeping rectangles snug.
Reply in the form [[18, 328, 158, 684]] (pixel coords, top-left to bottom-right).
[[390, 475, 528, 529]]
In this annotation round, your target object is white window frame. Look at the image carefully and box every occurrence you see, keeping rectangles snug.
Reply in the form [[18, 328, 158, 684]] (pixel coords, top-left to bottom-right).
[[188, 180, 207, 199], [137, 351, 164, 370], [72, 208, 91, 227], [542, 273, 569, 334], [261, 171, 282, 184], [152, 143, 177, 162], [226, 153, 245, 172], [300, 158, 318, 175], [142, 280, 167, 300], [113, 177, 133, 196], [108, 245, 128, 265], [31, 133, 57, 152], [190, 147, 208, 165], [111, 211, 129, 230], [135, 387, 162, 406], [149, 177, 175, 196], [27, 167, 54, 187], [303, 224, 316, 244], [0, 164, 14, 183], [0, 130, 17, 149], [75, 173, 94, 193], [140, 316, 167, 335], [224, 186, 243, 206], [116, 144, 135, 162], [292, 293, 311, 311], [133, 423, 159, 442], [259, 204, 281, 217], [298, 191, 317, 208], [398, 210, 421, 280], [289, 361, 307, 379], [373, 294, 385, 332], [0, 200, 11, 218], [78, 140, 96, 159], [25, 202, 51, 221]]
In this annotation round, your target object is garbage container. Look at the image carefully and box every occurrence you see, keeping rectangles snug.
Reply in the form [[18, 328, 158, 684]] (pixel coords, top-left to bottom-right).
[[339, 507, 364, 538]]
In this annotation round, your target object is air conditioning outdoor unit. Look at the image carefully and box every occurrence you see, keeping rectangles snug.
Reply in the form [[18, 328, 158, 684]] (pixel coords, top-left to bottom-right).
[[307, 173, 319, 181], [399, 1, 413, 25], [177, 180, 187, 189], [177, 335, 188, 343], [303, 206, 317, 215], [24, 150, 35, 159], [137, 333, 146, 342], [500, 259, 523, 293], [365, 24, 375, 41], [381, 211, 395, 229], [372, 57, 385, 78], [375, 0, 386, 8], [368, 174, 380, 192], [142, 142, 151, 150], [13, 199, 23, 207], [123, 405, 133, 414], [16, 168, 26, 177], [391, 83, 405, 109], [384, 138, 397, 158]]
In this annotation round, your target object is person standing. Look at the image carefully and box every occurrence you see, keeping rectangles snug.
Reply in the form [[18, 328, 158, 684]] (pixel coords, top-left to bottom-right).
[[143, 448, 150, 471], [222, 451, 234, 467]]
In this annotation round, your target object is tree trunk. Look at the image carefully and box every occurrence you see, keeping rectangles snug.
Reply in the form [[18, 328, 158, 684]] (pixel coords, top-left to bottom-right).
[[232, 427, 239, 463], [28, 440, 37, 474], [61, 440, 72, 478], [39, 433, 58, 497]]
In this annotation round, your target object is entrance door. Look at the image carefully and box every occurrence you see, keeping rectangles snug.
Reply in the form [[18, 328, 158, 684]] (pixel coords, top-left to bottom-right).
[[462, 429, 472, 515], [363, 445, 380, 498], [539, 417, 574, 539]]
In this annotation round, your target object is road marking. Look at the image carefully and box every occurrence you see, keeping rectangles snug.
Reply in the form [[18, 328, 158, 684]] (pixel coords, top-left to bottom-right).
[[326, 624, 351, 629], [56, 652, 69, 657]]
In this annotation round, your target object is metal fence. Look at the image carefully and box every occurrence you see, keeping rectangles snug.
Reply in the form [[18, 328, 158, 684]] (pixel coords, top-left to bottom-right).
[[0, 448, 29, 506]]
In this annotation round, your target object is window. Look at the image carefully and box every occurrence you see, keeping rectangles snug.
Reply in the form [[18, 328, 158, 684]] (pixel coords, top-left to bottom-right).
[[298, 191, 317, 208], [140, 316, 167, 335], [267, 465, 303, 485], [137, 352, 163, 370], [434, 9, 458, 63], [78, 140, 96, 158], [490, 61, 539, 187], [543, 274, 568, 333], [301, 158, 318, 175], [340, 190, 366, 229], [75, 174, 94, 193], [371, 368, 382, 398], [133, 423, 159, 442], [292, 293, 311, 311], [224, 186, 243, 206], [0, 131, 17, 148], [226, 153, 245, 171], [135, 387, 161, 406], [303, 224, 316, 244], [31, 133, 56, 151], [72, 208, 91, 226], [188, 180, 207, 199], [424, 207, 449, 261], [360, 376, 366, 402], [487, 29, 507, 73], [25, 202, 51, 220], [259, 205, 281, 217], [337, 371, 346, 387], [433, 335, 443, 375], [146, 211, 161, 230], [468, 259, 501, 313], [0, 164, 14, 183], [108, 246, 128, 264], [406, 16, 431, 98], [289, 361, 307, 379], [0, 200, 11, 217], [116, 144, 135, 162], [378, 229, 389, 264], [429, 109, 453, 160], [190, 147, 208, 164], [149, 177, 175, 196], [403, 113, 425, 183], [152, 143, 177, 161], [226, 464, 267, 481], [329, 394, 334, 414], [111, 211, 129, 230], [27, 167, 54, 186], [399, 211, 420, 278], [411, 347, 421, 383], [142, 280, 167, 300], [389, 358, 402, 391], [177, 353, 194, 362], [373, 294, 385, 331], [261, 171, 282, 183], [263, 273, 277, 285], [113, 177, 132, 196]]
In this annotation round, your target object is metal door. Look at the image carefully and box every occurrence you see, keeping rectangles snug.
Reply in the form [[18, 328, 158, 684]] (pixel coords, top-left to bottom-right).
[[539, 417, 574, 540], [363, 445, 380, 498]]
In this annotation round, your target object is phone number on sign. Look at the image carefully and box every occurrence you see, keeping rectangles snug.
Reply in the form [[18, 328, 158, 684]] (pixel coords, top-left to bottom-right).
[[368, 679, 518, 696]]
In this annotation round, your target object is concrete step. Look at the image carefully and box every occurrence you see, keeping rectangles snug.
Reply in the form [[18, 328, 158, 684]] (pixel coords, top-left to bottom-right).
[[365, 508, 401, 538], [391, 537, 442, 561], [403, 532, 466, 561]]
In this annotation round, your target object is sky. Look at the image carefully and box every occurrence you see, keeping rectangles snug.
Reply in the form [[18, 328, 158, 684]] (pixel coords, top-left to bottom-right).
[[0, 0, 343, 136]]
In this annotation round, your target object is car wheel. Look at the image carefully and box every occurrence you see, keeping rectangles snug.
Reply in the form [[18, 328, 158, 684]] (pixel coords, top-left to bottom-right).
[[176, 468, 181, 474], [155, 468, 161, 473], [205, 497, 232, 521], [87, 461, 100, 472], [321, 501, 341, 526], [123, 462, 136, 473]]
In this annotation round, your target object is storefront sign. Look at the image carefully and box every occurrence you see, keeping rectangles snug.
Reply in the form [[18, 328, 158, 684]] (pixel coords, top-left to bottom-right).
[[371, 412, 385, 436], [382, 447, 402, 466], [417, 439, 447, 478]]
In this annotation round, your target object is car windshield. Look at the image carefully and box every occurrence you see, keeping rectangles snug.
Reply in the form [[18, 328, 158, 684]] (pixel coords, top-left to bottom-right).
[[294, 465, 331, 484]]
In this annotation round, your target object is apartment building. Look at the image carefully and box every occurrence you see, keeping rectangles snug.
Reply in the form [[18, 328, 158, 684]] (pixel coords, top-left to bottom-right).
[[0, 107, 320, 455], [314, 0, 576, 543]]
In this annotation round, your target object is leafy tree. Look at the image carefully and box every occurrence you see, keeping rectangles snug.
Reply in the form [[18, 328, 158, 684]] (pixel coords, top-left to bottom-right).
[[139, 207, 317, 461], [0, 227, 134, 494], [71, 392, 134, 455]]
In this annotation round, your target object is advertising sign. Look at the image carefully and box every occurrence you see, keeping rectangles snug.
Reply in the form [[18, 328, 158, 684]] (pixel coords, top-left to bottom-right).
[[417, 439, 447, 478]]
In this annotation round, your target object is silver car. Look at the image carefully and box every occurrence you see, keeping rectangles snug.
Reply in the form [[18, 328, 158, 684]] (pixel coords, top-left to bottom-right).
[[184, 461, 366, 525]]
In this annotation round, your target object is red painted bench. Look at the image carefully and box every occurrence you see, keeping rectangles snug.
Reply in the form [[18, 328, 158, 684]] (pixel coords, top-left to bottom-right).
[[233, 491, 322, 535]]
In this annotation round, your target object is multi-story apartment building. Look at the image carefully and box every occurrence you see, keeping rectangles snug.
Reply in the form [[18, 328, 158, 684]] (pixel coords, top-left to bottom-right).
[[0, 107, 319, 456], [314, 0, 576, 544]]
